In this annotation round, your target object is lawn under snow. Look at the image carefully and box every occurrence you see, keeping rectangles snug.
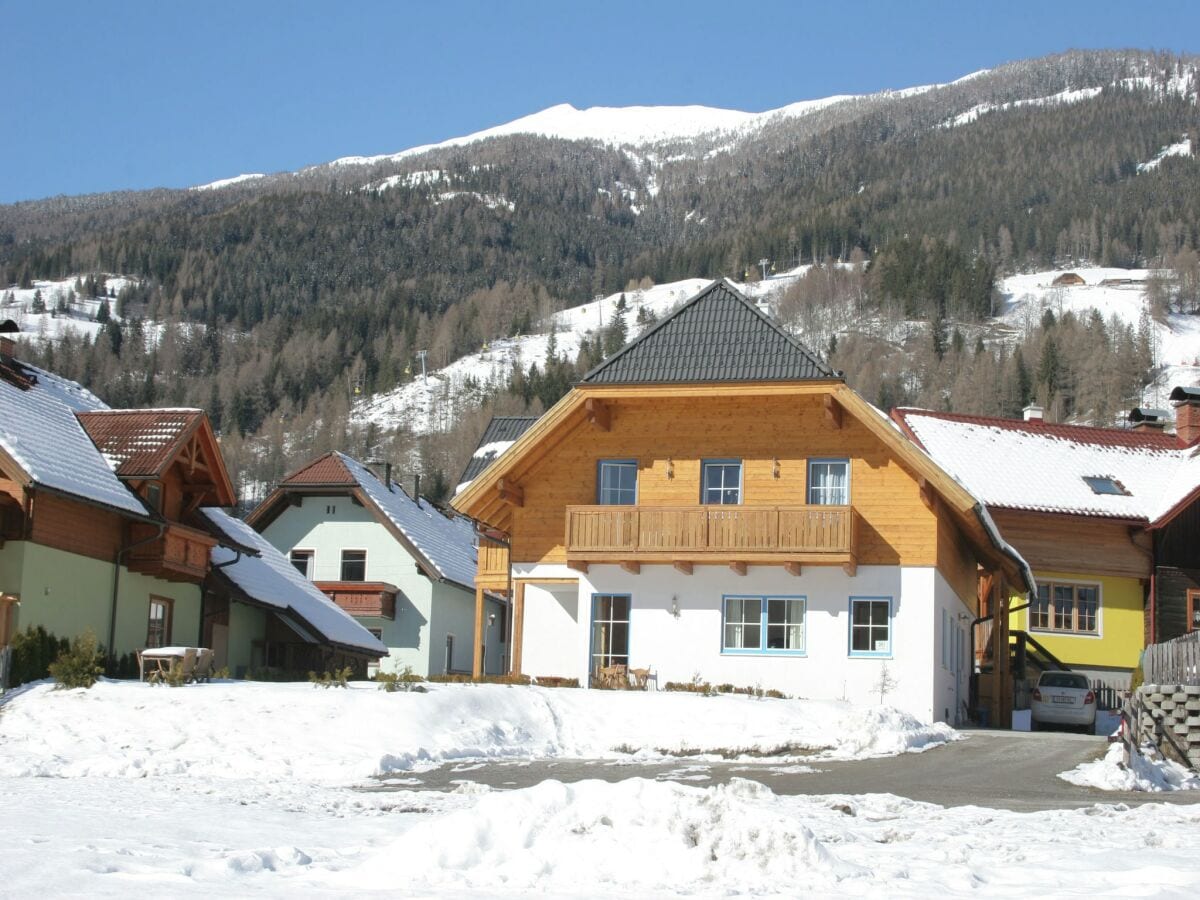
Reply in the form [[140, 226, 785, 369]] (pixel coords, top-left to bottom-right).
[[4, 681, 1200, 897], [1060, 741, 1200, 793], [0, 680, 952, 781]]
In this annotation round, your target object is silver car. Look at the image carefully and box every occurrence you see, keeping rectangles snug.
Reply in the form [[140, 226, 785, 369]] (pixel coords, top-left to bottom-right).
[[1030, 671, 1096, 732]]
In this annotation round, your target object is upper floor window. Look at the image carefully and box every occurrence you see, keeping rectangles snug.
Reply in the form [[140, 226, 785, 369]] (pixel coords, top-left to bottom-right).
[[597, 460, 637, 505], [290, 549, 313, 579], [340, 549, 366, 582], [702, 459, 742, 505], [1031, 582, 1098, 634], [808, 459, 849, 505]]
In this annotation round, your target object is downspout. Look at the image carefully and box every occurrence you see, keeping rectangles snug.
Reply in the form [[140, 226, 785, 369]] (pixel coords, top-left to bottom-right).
[[201, 548, 243, 646], [108, 521, 166, 659]]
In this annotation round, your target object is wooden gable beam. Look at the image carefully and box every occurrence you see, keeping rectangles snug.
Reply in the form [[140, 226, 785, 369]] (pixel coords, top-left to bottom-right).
[[584, 398, 611, 432], [497, 478, 524, 508], [824, 394, 842, 429], [918, 477, 936, 511]]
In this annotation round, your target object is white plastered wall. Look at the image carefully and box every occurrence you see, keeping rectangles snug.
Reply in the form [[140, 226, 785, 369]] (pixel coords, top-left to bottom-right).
[[514, 562, 946, 722]]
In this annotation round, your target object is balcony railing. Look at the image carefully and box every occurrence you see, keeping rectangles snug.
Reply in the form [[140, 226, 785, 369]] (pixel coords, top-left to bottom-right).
[[126, 522, 217, 583], [565, 504, 856, 564], [316, 582, 397, 619], [475, 539, 510, 589]]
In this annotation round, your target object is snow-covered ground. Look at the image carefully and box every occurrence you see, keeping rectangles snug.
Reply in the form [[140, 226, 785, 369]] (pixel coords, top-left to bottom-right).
[[3, 681, 1200, 896], [1, 275, 137, 342], [995, 267, 1200, 409], [1060, 741, 1200, 792]]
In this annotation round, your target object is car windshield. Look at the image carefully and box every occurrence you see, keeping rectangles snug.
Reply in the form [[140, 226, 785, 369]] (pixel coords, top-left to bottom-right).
[[1039, 672, 1089, 689]]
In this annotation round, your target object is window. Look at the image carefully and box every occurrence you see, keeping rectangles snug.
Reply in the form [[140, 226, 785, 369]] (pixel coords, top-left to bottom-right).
[[340, 550, 366, 582], [1189, 591, 1200, 633], [144, 482, 162, 512], [590, 594, 630, 673], [147, 596, 173, 648], [1032, 581, 1099, 635], [597, 460, 637, 505], [722, 596, 805, 654], [290, 549, 313, 579], [366, 629, 384, 677], [808, 459, 849, 505], [1082, 476, 1129, 496], [326, 504, 337, 515], [701, 460, 742, 505], [849, 597, 892, 657]]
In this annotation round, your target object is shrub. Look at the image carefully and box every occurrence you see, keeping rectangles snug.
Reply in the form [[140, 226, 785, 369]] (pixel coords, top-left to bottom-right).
[[376, 666, 426, 692], [104, 651, 139, 679], [48, 629, 104, 690], [309, 667, 352, 689], [530, 676, 578, 689], [427, 672, 534, 685], [664, 681, 713, 694], [9, 625, 69, 686]]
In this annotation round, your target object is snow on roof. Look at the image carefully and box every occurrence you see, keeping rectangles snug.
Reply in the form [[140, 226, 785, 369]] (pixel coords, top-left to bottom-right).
[[896, 409, 1200, 524], [199, 508, 386, 657], [0, 358, 150, 517], [335, 454, 478, 590]]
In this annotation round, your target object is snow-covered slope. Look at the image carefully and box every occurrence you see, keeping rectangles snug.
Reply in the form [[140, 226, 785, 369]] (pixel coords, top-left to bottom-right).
[[1, 276, 137, 342]]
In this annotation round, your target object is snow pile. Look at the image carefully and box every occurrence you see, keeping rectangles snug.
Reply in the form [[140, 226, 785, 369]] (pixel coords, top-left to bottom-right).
[[1060, 742, 1200, 792], [0, 681, 953, 783], [343, 777, 858, 893]]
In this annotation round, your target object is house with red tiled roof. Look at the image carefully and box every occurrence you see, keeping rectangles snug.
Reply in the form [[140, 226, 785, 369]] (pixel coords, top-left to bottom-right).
[[246, 451, 507, 677], [893, 392, 1200, 693], [0, 323, 384, 686]]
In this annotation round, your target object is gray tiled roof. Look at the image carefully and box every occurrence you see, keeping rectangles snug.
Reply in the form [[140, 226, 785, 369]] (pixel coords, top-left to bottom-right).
[[581, 279, 837, 385], [458, 416, 540, 487]]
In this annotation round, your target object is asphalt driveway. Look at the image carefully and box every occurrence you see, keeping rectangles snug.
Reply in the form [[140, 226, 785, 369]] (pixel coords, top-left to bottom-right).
[[366, 729, 1200, 812]]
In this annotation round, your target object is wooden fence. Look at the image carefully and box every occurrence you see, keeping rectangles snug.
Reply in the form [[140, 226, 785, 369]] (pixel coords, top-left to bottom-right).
[[1142, 631, 1200, 686], [1089, 679, 1129, 711]]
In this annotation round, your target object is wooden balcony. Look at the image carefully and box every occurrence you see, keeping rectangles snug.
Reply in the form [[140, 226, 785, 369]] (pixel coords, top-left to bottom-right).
[[565, 505, 858, 574], [316, 581, 398, 619], [126, 522, 217, 583], [475, 539, 510, 590]]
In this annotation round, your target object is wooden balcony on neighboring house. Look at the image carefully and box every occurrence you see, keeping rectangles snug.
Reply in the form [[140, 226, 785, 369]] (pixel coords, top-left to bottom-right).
[[315, 581, 398, 619], [565, 505, 859, 575], [126, 521, 217, 583], [0, 501, 24, 547]]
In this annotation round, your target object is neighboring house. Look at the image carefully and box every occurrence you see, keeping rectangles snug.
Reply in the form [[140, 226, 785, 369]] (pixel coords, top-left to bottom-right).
[[247, 452, 507, 676], [893, 396, 1200, 689], [456, 416, 540, 495], [452, 281, 1033, 724], [0, 322, 383, 680]]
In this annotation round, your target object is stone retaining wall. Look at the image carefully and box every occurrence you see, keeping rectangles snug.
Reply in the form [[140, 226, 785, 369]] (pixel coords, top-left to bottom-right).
[[1131, 684, 1200, 769]]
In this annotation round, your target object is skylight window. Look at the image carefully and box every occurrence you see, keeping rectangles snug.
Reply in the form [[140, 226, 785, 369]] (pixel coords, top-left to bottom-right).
[[1083, 476, 1130, 496]]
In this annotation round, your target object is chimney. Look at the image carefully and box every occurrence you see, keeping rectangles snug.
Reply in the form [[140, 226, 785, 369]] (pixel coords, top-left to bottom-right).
[[1128, 408, 1168, 433], [0, 319, 17, 360], [413, 473, 421, 508], [1170, 386, 1200, 445], [1022, 404, 1044, 424]]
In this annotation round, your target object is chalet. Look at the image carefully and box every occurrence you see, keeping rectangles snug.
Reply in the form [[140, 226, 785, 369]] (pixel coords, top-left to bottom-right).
[[0, 323, 383, 680], [452, 281, 1033, 724], [1051, 272, 1086, 287], [893, 396, 1200, 695], [246, 452, 507, 677]]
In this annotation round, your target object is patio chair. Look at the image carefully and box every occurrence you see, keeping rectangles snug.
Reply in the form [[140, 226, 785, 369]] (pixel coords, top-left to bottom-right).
[[629, 667, 652, 690], [178, 648, 198, 684], [192, 649, 215, 683]]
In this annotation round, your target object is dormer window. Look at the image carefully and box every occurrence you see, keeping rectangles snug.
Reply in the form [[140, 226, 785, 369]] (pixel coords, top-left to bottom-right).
[[1082, 476, 1129, 496]]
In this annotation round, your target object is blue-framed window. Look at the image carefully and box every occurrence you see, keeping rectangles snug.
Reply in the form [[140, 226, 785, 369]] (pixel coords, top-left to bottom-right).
[[808, 458, 850, 505], [597, 459, 637, 505], [722, 595, 806, 655], [702, 459, 742, 505], [849, 597, 892, 657]]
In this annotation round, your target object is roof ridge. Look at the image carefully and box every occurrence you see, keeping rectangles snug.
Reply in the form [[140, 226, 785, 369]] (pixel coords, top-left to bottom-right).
[[279, 450, 355, 485], [897, 407, 1181, 448]]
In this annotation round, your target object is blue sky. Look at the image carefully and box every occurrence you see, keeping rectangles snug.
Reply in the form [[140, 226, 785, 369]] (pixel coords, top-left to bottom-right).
[[2, 0, 1197, 202]]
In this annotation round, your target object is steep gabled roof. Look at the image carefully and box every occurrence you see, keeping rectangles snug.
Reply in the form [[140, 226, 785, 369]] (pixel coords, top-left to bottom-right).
[[0, 357, 152, 519], [457, 415, 541, 493], [76, 409, 203, 477], [252, 451, 478, 591], [581, 279, 837, 385], [199, 508, 387, 658], [893, 407, 1200, 525]]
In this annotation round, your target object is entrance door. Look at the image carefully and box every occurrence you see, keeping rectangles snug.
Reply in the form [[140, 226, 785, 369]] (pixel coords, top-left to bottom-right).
[[590, 594, 630, 676]]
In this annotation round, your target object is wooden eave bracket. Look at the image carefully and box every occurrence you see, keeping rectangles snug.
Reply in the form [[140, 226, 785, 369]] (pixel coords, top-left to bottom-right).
[[842, 559, 857, 577], [497, 478, 524, 508], [674, 561, 693, 575], [784, 562, 802, 577], [730, 561, 747, 576], [585, 397, 611, 431], [567, 559, 589, 574], [824, 394, 842, 429], [620, 561, 641, 575]]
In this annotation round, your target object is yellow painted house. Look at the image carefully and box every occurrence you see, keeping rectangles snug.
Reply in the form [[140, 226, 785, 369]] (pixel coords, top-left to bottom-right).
[[894, 403, 1200, 688]]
